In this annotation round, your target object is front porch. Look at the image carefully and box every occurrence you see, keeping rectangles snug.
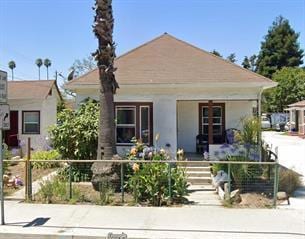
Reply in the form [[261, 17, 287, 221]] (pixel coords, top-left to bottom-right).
[[176, 99, 259, 159]]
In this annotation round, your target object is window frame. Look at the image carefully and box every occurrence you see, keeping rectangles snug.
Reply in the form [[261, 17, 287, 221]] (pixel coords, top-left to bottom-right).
[[140, 105, 150, 144], [22, 111, 40, 135], [114, 102, 153, 146], [115, 106, 137, 145]]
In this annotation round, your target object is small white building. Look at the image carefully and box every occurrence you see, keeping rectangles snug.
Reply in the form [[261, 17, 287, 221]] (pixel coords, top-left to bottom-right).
[[286, 100, 305, 136], [66, 33, 276, 157], [5, 80, 61, 151]]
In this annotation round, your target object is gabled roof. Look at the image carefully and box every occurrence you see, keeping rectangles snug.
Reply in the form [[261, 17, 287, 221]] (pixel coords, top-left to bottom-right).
[[8, 80, 62, 100], [288, 100, 305, 108], [66, 33, 276, 89]]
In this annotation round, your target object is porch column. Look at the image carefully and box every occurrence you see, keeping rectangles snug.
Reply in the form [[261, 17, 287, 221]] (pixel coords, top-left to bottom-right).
[[289, 110, 293, 131], [208, 100, 213, 144], [257, 92, 262, 161], [153, 97, 177, 157], [300, 109, 304, 134]]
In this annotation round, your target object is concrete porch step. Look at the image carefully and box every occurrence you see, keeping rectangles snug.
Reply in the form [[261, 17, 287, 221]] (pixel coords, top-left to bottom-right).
[[178, 161, 210, 167], [183, 166, 211, 172], [186, 171, 211, 177], [187, 176, 211, 185]]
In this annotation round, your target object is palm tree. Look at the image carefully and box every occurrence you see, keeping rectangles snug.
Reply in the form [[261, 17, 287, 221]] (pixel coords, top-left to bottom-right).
[[91, 0, 119, 190], [44, 58, 51, 80], [8, 61, 16, 80], [35, 58, 43, 80]]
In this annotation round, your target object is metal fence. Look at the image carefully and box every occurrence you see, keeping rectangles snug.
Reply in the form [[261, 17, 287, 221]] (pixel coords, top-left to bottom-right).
[[3, 158, 280, 208]]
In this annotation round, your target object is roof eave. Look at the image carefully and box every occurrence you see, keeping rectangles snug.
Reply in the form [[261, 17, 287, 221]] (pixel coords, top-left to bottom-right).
[[65, 81, 277, 91]]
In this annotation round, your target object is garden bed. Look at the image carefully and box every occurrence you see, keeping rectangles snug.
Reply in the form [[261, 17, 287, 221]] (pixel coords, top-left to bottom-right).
[[4, 161, 60, 196], [33, 181, 188, 207]]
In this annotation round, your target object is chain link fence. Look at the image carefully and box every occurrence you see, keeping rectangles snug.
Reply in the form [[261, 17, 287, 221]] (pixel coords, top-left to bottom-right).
[[3, 158, 281, 208]]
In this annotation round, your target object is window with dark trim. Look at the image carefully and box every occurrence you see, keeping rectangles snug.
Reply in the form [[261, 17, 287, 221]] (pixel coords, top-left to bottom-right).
[[199, 103, 225, 144], [115, 103, 153, 145], [22, 111, 40, 134]]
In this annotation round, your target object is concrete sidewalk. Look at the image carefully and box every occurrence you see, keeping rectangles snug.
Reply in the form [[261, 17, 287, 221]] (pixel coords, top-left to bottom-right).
[[0, 201, 304, 239]]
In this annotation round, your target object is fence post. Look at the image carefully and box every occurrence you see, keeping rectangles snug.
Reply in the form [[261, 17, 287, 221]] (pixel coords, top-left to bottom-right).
[[0, 130, 5, 225], [26, 137, 32, 201], [227, 163, 231, 198], [69, 163, 72, 200], [121, 163, 124, 203], [28, 161, 32, 201], [273, 147, 279, 208], [168, 163, 172, 202]]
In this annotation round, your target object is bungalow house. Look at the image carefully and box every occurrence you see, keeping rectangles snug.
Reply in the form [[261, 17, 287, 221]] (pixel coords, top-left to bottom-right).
[[5, 80, 61, 151], [65, 33, 276, 157], [285, 100, 305, 135]]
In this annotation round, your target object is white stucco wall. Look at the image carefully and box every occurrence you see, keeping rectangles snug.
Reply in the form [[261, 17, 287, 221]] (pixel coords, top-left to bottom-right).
[[153, 97, 177, 157], [74, 85, 260, 157], [8, 85, 59, 152]]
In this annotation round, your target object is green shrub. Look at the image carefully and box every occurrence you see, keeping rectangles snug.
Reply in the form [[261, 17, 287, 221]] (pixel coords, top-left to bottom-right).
[[126, 138, 189, 206], [49, 99, 99, 160], [31, 150, 61, 169], [3, 143, 11, 173], [227, 155, 262, 191], [57, 163, 92, 182], [171, 167, 189, 199], [279, 168, 302, 195], [37, 176, 80, 203], [211, 163, 228, 176], [127, 162, 188, 206], [97, 181, 114, 205]]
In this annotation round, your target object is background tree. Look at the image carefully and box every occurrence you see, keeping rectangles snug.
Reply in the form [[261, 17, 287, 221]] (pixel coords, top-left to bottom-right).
[[249, 55, 257, 71], [35, 58, 43, 80], [242, 56, 250, 69], [242, 55, 257, 71], [91, 0, 119, 191], [44, 58, 52, 80], [70, 55, 96, 78], [256, 16, 304, 78], [8, 60, 16, 80], [226, 53, 237, 63], [210, 49, 222, 57], [263, 67, 305, 112]]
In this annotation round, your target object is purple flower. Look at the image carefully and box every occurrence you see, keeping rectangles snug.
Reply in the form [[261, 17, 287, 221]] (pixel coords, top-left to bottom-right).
[[19, 140, 25, 147], [230, 146, 237, 153], [220, 144, 230, 149], [220, 150, 226, 155]]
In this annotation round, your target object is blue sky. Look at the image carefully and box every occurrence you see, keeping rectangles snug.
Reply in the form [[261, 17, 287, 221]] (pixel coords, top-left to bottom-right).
[[0, 0, 304, 85]]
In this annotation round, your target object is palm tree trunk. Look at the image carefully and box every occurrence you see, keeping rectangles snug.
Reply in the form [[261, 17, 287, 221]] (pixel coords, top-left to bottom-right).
[[11, 69, 14, 81], [97, 68, 117, 160], [46, 67, 49, 80], [91, 0, 119, 192], [38, 67, 40, 80]]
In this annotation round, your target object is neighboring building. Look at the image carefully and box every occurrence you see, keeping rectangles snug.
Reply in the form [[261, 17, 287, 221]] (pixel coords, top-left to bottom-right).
[[286, 100, 305, 135], [65, 33, 276, 157], [5, 80, 61, 151]]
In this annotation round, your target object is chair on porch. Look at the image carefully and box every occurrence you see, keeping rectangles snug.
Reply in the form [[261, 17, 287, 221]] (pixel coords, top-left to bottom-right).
[[225, 128, 240, 144], [196, 134, 209, 154]]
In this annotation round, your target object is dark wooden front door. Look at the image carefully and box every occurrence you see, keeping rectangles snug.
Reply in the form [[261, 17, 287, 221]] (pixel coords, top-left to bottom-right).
[[199, 102, 225, 144], [5, 111, 19, 147]]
